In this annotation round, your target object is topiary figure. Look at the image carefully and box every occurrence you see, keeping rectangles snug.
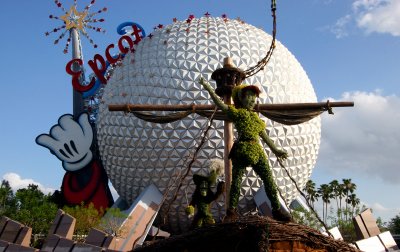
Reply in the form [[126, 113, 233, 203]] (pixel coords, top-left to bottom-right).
[[200, 78, 291, 222], [186, 159, 225, 228]]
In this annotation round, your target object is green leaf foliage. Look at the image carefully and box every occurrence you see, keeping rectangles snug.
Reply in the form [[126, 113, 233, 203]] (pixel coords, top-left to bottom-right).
[[63, 202, 103, 238], [11, 184, 58, 235]]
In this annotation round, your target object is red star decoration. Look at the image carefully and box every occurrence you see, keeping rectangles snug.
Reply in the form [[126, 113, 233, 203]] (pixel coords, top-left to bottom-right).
[[173, 17, 177, 22], [45, 32, 50, 36], [158, 24, 164, 29], [148, 33, 153, 39], [204, 12, 211, 17], [188, 14, 195, 19], [222, 14, 227, 19]]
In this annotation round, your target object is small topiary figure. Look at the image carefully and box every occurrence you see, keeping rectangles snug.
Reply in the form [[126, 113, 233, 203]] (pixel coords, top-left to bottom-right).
[[200, 77, 291, 222], [186, 159, 225, 228]]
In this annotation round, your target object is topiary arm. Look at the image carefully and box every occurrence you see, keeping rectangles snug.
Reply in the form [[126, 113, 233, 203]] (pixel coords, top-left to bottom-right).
[[186, 205, 195, 216], [199, 77, 228, 112], [260, 130, 288, 160]]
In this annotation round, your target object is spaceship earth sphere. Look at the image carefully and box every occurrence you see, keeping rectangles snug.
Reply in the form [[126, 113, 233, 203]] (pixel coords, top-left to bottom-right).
[[96, 17, 321, 232]]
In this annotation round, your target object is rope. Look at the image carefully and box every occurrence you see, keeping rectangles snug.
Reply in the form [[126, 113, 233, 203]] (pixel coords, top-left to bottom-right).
[[244, 0, 277, 78], [276, 158, 333, 237], [244, 0, 330, 233], [161, 107, 219, 225]]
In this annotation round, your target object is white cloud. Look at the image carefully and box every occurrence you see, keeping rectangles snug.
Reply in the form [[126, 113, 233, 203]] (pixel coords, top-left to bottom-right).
[[352, 0, 385, 12], [365, 202, 400, 222], [354, 0, 400, 36], [318, 91, 400, 183], [2, 173, 55, 195], [369, 202, 389, 212], [329, 0, 400, 37], [330, 15, 352, 38]]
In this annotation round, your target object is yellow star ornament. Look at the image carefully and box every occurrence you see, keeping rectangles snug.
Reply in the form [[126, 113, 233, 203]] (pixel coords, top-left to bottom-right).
[[60, 5, 87, 31]]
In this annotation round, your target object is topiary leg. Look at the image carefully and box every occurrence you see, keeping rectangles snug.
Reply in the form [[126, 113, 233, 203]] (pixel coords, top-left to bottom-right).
[[205, 215, 215, 225], [253, 156, 280, 210], [196, 218, 204, 228], [229, 162, 246, 209]]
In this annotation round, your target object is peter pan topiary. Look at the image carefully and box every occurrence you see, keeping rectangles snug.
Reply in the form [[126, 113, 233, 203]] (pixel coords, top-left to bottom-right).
[[186, 159, 225, 228], [200, 78, 291, 222]]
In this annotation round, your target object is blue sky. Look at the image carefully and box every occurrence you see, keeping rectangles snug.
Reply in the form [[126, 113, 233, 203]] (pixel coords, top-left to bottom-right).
[[1, 0, 400, 223]]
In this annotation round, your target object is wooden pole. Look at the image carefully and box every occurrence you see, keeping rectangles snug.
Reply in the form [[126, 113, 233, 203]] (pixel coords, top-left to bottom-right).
[[223, 94, 233, 211], [108, 100, 354, 212], [108, 101, 354, 112]]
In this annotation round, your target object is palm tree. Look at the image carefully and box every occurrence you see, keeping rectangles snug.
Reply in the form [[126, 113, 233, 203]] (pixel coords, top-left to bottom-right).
[[329, 180, 340, 211], [337, 182, 345, 218], [318, 183, 333, 224], [342, 178, 357, 221], [304, 180, 319, 209], [347, 193, 360, 216]]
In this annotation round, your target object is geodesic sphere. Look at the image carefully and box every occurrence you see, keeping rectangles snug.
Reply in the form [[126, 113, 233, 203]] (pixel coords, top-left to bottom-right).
[[96, 17, 321, 232]]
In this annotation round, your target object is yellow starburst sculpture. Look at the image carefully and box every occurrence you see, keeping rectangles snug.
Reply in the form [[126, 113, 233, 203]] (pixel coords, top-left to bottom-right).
[[60, 5, 88, 31], [46, 0, 107, 53]]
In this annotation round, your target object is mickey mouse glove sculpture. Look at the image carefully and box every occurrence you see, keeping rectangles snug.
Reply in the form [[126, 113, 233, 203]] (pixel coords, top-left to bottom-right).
[[36, 113, 93, 171], [36, 113, 113, 211]]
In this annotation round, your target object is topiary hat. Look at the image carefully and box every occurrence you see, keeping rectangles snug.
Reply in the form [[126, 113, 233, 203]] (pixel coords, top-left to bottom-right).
[[232, 84, 261, 105]]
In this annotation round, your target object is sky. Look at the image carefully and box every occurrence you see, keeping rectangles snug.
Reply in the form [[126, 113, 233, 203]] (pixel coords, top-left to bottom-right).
[[0, 0, 400, 223]]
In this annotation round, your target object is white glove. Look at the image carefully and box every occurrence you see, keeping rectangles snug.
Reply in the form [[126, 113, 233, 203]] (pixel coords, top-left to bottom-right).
[[36, 113, 93, 171]]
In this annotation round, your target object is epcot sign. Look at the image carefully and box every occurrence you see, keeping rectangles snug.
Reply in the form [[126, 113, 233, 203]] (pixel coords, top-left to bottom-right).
[[66, 22, 145, 94]]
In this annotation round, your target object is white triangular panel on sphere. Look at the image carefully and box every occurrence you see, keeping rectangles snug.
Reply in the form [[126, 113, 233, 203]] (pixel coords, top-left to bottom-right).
[[97, 17, 321, 233]]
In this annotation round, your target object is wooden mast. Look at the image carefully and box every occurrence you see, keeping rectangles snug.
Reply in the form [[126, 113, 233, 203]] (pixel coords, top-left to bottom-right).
[[108, 102, 354, 112]]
